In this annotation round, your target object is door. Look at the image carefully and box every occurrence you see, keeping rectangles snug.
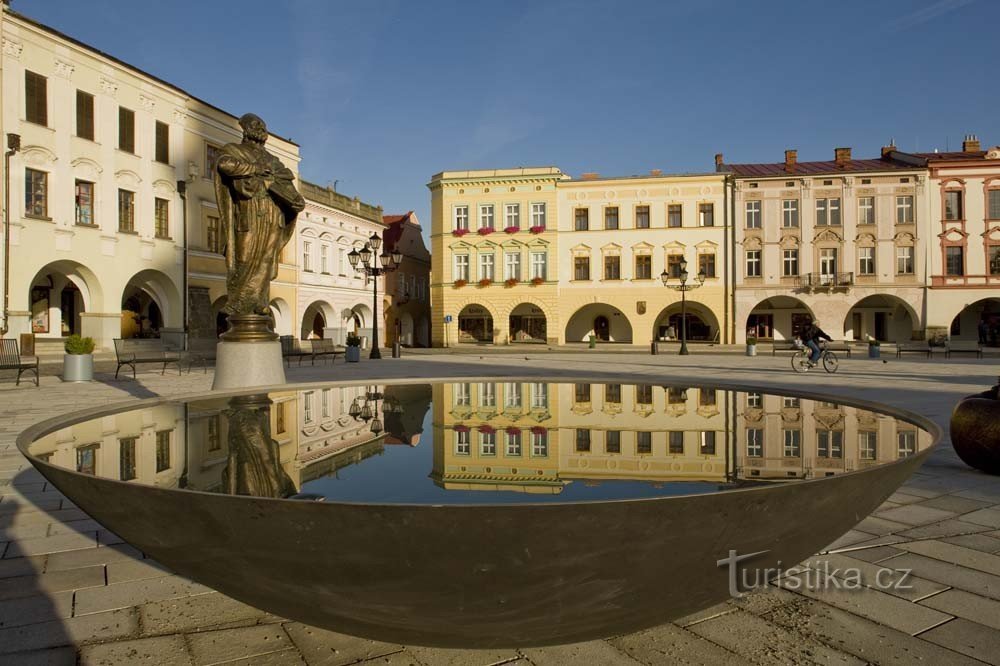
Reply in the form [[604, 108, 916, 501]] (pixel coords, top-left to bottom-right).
[[60, 286, 78, 336], [594, 316, 610, 341], [819, 249, 838, 284], [874, 312, 887, 342], [852, 312, 863, 340]]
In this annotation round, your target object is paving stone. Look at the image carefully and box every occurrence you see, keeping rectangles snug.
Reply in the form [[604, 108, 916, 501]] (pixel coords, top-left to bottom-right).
[[281, 621, 403, 666], [520, 641, 639, 665], [944, 533, 1000, 554], [0, 507, 90, 529], [836, 545, 905, 563], [886, 552, 1000, 600], [875, 504, 959, 526], [4, 530, 98, 558], [961, 507, 1000, 529], [729, 584, 800, 616], [46, 518, 108, 536], [44, 543, 144, 572], [766, 598, 983, 666], [186, 624, 295, 666], [885, 491, 927, 505], [0, 646, 76, 666], [919, 618, 1000, 665], [0, 497, 61, 514], [106, 557, 171, 584], [685, 608, 863, 664], [0, 564, 105, 601], [216, 648, 306, 665], [918, 588, 1000, 631], [675, 601, 733, 627], [800, 552, 949, 602], [0, 590, 74, 629], [896, 519, 993, 539], [79, 634, 193, 665], [854, 515, 911, 536], [0, 607, 138, 654], [823, 529, 878, 552], [407, 646, 523, 666], [0, 520, 52, 540], [917, 495, 994, 514], [140, 592, 272, 636], [74, 574, 213, 616], [896, 540, 1000, 576], [609, 623, 747, 666], [96, 529, 124, 546]]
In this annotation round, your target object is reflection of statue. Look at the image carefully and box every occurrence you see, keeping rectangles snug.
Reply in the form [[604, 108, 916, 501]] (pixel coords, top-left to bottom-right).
[[221, 395, 296, 498], [215, 114, 304, 319]]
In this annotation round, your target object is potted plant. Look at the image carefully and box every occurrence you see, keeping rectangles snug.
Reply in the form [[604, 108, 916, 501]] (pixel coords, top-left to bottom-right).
[[868, 337, 881, 359], [477, 227, 495, 236], [478, 278, 493, 287], [529, 225, 545, 234], [453, 279, 468, 288], [746, 334, 758, 357], [63, 334, 95, 382], [530, 277, 544, 286], [503, 226, 520, 234], [452, 228, 469, 237], [345, 334, 362, 363], [504, 278, 519, 287]]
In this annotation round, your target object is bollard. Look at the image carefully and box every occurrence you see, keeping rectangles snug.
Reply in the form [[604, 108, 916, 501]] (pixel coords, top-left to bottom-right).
[[392, 341, 401, 358], [589, 334, 596, 349], [650, 341, 657, 355]]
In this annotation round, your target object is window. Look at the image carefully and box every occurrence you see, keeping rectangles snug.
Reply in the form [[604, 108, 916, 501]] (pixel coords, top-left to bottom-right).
[[746, 392, 762, 408], [154, 198, 170, 239], [605, 384, 621, 404], [783, 429, 801, 457], [897, 246, 914, 275], [155, 430, 172, 472], [782, 249, 799, 276], [604, 255, 621, 280], [782, 200, 799, 227], [946, 246, 964, 276], [119, 437, 137, 481], [321, 389, 331, 418], [746, 429, 763, 457], [505, 382, 522, 408], [76, 90, 94, 140], [635, 205, 650, 229], [859, 431, 877, 460], [574, 383, 591, 403], [154, 121, 169, 164], [479, 204, 494, 229], [479, 382, 496, 407], [479, 253, 495, 281], [698, 253, 716, 278], [531, 202, 546, 228], [699, 388, 716, 407], [817, 430, 843, 458], [480, 431, 496, 456], [636, 384, 653, 406], [453, 254, 470, 281], [816, 198, 840, 226], [606, 430, 621, 453], [700, 431, 716, 455], [530, 252, 547, 280], [667, 387, 686, 404], [944, 190, 963, 220], [205, 143, 221, 179], [25, 168, 48, 218], [208, 415, 221, 450], [320, 245, 329, 273], [506, 430, 522, 456], [989, 190, 1000, 220], [859, 247, 875, 276], [454, 382, 471, 406], [75, 181, 94, 226], [745, 201, 761, 228], [895, 196, 914, 224], [635, 254, 652, 280], [531, 429, 548, 456], [637, 431, 652, 454], [858, 197, 874, 225], [573, 256, 590, 280], [990, 245, 1000, 276], [504, 252, 521, 281], [605, 207, 619, 230], [505, 203, 520, 228], [118, 189, 135, 232], [118, 107, 136, 153], [782, 397, 800, 408], [274, 403, 285, 435], [699, 203, 714, 227], [668, 431, 684, 454], [576, 429, 591, 452], [531, 382, 548, 409], [206, 215, 221, 253], [76, 444, 98, 475], [898, 432, 916, 458], [667, 254, 684, 278], [746, 250, 761, 277], [302, 241, 313, 271], [668, 204, 682, 228], [25, 70, 47, 126], [575, 208, 589, 231], [303, 391, 314, 423], [455, 430, 470, 455], [454, 205, 469, 230]]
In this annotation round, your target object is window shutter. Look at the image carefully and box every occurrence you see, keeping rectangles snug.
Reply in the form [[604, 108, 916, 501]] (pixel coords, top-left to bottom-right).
[[25, 71, 47, 126], [119, 107, 135, 152], [76, 91, 95, 140], [155, 121, 169, 163]]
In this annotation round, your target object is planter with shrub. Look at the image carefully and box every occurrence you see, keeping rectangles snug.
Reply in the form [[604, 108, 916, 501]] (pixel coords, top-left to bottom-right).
[[63, 334, 96, 382], [345, 334, 362, 362], [746, 335, 758, 357]]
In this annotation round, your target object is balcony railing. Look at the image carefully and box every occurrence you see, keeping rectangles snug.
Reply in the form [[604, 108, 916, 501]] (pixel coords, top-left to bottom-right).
[[796, 272, 854, 289]]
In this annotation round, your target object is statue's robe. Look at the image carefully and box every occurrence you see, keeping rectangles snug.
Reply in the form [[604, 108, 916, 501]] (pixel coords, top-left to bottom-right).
[[214, 141, 305, 315], [221, 403, 297, 499]]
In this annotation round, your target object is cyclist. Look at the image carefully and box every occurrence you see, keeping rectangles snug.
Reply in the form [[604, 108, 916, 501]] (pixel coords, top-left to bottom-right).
[[801, 320, 833, 368]]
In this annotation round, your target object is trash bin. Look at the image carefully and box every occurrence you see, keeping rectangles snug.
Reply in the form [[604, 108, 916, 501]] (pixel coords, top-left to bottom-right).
[[650, 340, 658, 355], [589, 334, 596, 349]]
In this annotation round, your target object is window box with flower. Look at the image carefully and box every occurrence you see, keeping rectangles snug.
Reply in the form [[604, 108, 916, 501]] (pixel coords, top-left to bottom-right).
[[530, 277, 544, 286], [504, 278, 519, 288], [504, 226, 520, 234], [478, 278, 493, 287], [453, 279, 468, 288], [529, 225, 545, 234], [478, 227, 495, 236], [452, 228, 470, 237]]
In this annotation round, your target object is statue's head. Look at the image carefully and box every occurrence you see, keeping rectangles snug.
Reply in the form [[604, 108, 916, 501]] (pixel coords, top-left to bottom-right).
[[239, 113, 268, 145]]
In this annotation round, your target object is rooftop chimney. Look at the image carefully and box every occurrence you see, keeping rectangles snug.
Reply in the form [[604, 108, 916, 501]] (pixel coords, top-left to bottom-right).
[[784, 149, 797, 172], [649, 169, 663, 177], [881, 139, 897, 158], [834, 147, 851, 166], [580, 172, 600, 181], [963, 134, 981, 152], [714, 153, 724, 170]]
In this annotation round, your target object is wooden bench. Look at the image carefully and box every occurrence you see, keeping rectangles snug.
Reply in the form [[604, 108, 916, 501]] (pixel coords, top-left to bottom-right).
[[280, 336, 311, 367], [769, 340, 802, 356], [896, 341, 931, 358], [309, 338, 344, 365], [824, 341, 853, 358], [0, 338, 39, 386], [947, 341, 983, 358], [113, 338, 182, 379]]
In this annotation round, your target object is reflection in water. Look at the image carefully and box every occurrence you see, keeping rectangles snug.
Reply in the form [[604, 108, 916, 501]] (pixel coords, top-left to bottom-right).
[[28, 382, 932, 504]]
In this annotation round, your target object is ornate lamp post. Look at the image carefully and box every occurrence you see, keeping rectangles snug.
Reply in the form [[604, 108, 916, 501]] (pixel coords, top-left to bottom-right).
[[348, 233, 402, 360], [660, 259, 706, 356]]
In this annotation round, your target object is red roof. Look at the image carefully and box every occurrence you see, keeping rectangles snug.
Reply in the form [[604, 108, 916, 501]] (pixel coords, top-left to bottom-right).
[[727, 157, 916, 178], [912, 151, 988, 161], [382, 212, 412, 250]]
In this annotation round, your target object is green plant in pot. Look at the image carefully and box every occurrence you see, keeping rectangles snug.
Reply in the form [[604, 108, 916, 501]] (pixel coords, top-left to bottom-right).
[[63, 334, 96, 382], [867, 337, 880, 359], [345, 334, 362, 363], [746, 334, 758, 357]]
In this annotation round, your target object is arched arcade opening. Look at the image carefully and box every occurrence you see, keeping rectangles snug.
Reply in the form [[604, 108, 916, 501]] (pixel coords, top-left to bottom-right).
[[746, 296, 814, 341], [652, 301, 720, 343], [458, 304, 494, 344], [565, 304, 633, 343], [509, 303, 547, 343], [843, 295, 917, 343]]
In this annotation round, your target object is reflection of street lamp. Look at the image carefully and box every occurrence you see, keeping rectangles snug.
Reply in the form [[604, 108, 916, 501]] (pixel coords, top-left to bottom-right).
[[660, 259, 706, 356], [348, 233, 402, 359], [349, 386, 401, 435]]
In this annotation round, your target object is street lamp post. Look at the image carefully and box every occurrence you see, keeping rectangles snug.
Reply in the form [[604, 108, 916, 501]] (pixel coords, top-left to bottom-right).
[[348, 233, 402, 360], [660, 259, 706, 356]]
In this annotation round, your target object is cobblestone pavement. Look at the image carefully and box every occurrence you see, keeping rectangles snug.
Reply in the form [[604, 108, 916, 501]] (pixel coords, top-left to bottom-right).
[[2, 351, 999, 665]]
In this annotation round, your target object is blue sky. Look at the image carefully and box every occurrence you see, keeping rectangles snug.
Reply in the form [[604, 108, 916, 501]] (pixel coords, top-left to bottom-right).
[[22, 0, 998, 237]]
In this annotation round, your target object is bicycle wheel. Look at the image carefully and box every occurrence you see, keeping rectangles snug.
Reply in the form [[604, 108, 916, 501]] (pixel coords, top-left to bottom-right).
[[823, 351, 839, 373], [791, 350, 810, 373]]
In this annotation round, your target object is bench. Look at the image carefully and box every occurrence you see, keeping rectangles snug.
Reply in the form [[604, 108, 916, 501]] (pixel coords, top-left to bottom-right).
[[113, 338, 182, 379], [309, 338, 344, 365], [896, 341, 931, 358], [947, 341, 983, 358], [824, 341, 853, 358], [769, 340, 802, 356], [0, 338, 39, 386], [280, 336, 311, 367]]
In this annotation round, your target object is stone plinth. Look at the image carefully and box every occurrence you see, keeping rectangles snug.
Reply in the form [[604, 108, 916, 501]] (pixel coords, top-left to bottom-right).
[[212, 340, 285, 390]]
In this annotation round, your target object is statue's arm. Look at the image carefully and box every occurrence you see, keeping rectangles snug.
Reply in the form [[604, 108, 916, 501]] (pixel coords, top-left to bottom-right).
[[218, 151, 265, 178]]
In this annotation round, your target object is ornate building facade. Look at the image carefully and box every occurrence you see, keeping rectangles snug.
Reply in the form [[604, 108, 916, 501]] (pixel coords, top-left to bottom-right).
[[382, 211, 431, 347]]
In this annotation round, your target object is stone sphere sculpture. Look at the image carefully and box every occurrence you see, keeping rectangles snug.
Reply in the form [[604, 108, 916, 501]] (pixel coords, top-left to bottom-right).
[[950, 378, 1000, 475]]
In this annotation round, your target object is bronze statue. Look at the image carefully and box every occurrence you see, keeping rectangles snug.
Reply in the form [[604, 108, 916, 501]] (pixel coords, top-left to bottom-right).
[[215, 113, 304, 330], [221, 395, 297, 498]]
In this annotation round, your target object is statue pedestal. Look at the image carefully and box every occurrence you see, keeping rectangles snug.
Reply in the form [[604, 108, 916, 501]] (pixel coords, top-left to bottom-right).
[[213, 340, 286, 390]]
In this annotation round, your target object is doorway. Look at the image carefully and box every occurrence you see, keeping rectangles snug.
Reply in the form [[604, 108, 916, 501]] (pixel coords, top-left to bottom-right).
[[594, 316, 610, 341], [874, 312, 888, 342]]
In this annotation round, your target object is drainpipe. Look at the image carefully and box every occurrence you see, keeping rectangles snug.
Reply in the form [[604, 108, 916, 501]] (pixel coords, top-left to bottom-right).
[[729, 174, 737, 344], [2, 132, 20, 337], [177, 180, 188, 349], [722, 175, 729, 344]]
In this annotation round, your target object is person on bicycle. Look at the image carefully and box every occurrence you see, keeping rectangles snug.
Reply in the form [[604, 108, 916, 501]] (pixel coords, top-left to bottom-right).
[[801, 320, 832, 367]]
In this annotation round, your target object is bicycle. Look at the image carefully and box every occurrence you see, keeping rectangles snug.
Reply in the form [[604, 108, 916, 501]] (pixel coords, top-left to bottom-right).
[[791, 340, 839, 374]]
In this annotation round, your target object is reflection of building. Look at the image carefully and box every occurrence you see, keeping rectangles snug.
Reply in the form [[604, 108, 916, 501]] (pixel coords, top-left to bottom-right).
[[382, 212, 431, 347]]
